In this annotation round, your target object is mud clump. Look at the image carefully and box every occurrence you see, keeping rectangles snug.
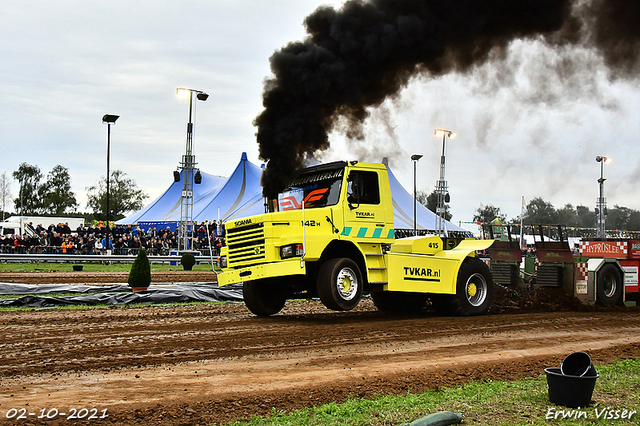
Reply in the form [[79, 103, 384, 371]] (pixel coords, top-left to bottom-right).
[[492, 285, 599, 314]]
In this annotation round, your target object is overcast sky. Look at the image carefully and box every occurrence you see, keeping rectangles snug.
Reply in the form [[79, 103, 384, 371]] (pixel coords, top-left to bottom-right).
[[1, 1, 639, 234]]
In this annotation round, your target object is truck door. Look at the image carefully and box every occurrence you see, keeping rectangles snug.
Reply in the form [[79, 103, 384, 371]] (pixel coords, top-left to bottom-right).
[[342, 170, 393, 242]]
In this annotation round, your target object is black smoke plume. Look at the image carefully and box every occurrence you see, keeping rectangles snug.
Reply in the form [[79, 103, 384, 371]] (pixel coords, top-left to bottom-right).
[[254, 0, 640, 199]]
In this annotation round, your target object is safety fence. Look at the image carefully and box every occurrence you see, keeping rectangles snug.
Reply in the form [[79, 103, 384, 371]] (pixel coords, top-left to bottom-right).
[[0, 252, 219, 264], [0, 246, 220, 257]]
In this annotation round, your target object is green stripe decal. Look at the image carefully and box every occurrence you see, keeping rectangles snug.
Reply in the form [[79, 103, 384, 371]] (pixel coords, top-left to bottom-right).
[[343, 227, 394, 239]]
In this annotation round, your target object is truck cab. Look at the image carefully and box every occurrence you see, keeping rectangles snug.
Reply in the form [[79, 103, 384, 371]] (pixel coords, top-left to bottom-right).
[[219, 160, 393, 294], [218, 160, 494, 316]]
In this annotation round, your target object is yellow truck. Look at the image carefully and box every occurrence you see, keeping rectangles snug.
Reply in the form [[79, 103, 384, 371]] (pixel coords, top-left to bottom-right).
[[218, 160, 495, 316]]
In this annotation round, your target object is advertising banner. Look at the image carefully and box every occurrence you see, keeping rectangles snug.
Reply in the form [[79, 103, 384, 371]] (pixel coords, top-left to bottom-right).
[[619, 260, 640, 292], [579, 241, 628, 258], [628, 240, 640, 260]]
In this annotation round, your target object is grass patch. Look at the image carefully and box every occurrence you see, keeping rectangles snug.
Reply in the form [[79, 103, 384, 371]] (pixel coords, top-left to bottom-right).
[[222, 359, 640, 426], [0, 262, 218, 273]]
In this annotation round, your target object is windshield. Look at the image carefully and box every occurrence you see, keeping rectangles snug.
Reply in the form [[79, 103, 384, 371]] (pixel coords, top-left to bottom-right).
[[278, 168, 343, 210]]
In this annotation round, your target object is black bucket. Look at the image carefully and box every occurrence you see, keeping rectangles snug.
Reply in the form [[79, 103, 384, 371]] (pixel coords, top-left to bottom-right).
[[561, 351, 596, 377], [545, 367, 599, 408]]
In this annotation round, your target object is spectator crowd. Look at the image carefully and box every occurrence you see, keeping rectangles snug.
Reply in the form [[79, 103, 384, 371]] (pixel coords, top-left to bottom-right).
[[0, 221, 225, 256]]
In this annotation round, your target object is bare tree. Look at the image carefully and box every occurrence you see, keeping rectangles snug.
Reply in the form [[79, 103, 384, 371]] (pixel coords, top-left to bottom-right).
[[0, 172, 12, 220]]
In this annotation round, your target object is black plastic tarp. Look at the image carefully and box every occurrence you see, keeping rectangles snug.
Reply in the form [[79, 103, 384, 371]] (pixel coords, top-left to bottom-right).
[[0, 283, 132, 295], [0, 283, 244, 308]]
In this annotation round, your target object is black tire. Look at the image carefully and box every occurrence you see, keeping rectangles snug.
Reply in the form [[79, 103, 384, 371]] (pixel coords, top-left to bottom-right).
[[432, 257, 494, 316], [243, 279, 286, 316], [371, 291, 427, 313], [317, 258, 363, 311], [596, 264, 623, 306]]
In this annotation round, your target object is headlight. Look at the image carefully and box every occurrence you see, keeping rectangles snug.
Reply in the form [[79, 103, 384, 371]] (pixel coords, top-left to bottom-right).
[[280, 243, 304, 259], [218, 255, 227, 268]]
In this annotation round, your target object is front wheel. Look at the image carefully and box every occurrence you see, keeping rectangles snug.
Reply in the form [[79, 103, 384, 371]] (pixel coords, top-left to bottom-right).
[[243, 279, 286, 316], [317, 258, 363, 311]]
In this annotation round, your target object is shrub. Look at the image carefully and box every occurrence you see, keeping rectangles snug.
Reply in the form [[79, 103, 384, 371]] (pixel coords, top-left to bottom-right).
[[128, 248, 151, 288], [181, 252, 196, 270]]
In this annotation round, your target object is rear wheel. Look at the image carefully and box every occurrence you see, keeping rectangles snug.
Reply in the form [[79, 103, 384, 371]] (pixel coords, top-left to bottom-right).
[[317, 258, 363, 311], [431, 257, 494, 316], [243, 279, 286, 316], [596, 264, 623, 306], [371, 291, 427, 313]]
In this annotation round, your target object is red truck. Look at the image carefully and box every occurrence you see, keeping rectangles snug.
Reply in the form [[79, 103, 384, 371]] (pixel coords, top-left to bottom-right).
[[574, 239, 640, 306]]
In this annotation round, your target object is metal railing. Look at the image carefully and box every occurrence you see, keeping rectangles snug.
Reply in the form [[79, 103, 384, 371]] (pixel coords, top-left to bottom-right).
[[0, 253, 219, 265], [0, 245, 220, 256]]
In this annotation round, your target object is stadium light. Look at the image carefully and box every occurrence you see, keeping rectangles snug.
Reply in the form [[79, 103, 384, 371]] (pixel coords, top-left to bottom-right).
[[433, 128, 455, 236], [411, 154, 423, 236], [102, 114, 119, 254]]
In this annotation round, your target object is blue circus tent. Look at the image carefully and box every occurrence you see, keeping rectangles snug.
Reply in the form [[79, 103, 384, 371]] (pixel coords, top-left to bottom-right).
[[119, 153, 465, 234], [117, 152, 265, 227]]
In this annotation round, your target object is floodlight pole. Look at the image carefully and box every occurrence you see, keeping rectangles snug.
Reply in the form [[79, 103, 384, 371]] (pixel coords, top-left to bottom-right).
[[177, 88, 208, 251], [596, 156, 610, 239], [411, 154, 423, 236], [433, 129, 456, 237], [102, 114, 119, 255]]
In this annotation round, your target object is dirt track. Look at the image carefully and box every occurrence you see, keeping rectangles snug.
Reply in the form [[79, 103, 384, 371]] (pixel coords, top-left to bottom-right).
[[1, 275, 640, 425]]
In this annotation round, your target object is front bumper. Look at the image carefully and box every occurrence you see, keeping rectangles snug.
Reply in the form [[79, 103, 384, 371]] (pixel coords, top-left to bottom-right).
[[218, 258, 307, 286]]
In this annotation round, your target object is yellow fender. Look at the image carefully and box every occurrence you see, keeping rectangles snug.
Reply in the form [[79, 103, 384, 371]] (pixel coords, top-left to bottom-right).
[[385, 237, 494, 294], [438, 239, 493, 290]]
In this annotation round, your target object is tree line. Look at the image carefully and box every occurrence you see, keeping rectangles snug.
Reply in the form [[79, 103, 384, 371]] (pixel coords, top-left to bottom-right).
[[2, 162, 148, 221], [472, 197, 640, 232], [414, 189, 640, 233], [5, 169, 637, 233]]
